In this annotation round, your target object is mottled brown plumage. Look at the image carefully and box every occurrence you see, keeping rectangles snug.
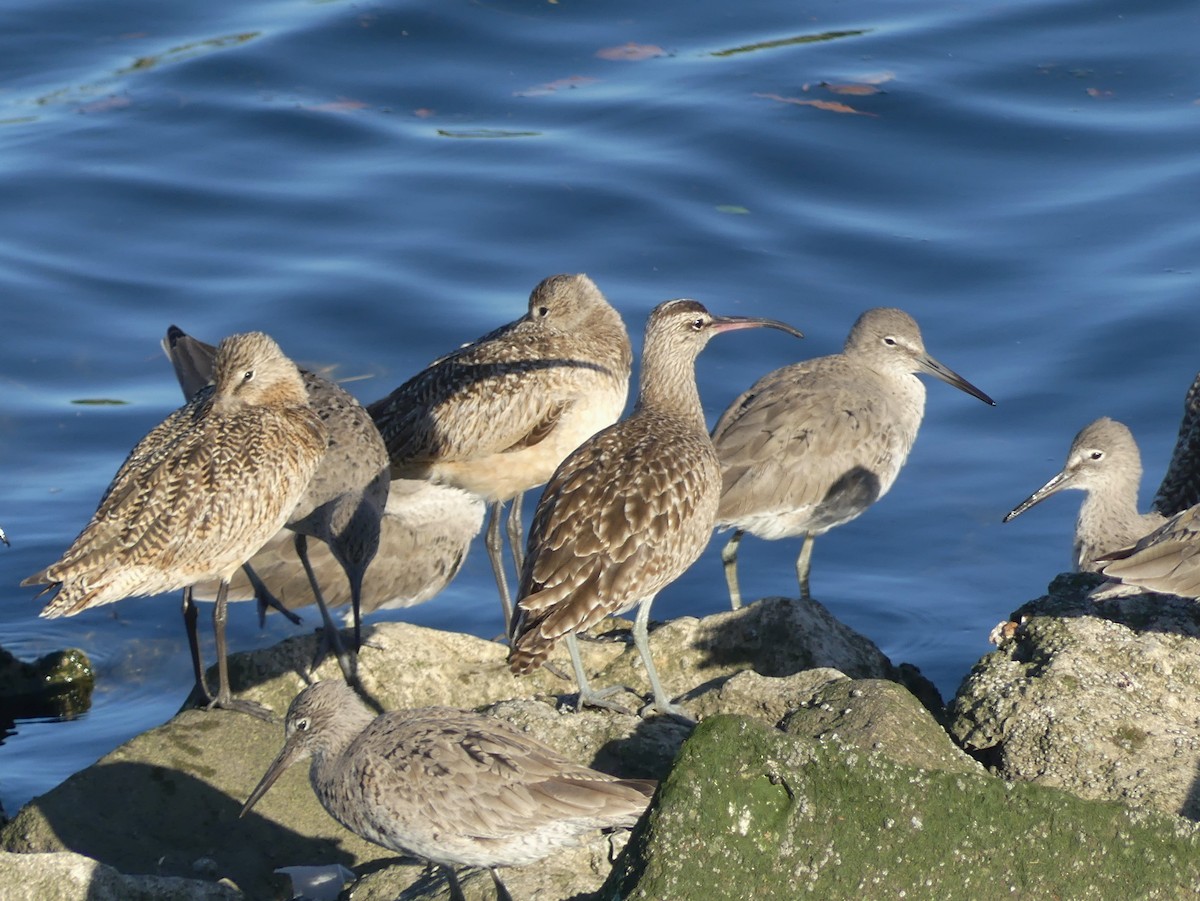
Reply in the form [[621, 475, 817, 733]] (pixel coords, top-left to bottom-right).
[[1153, 369, 1200, 517], [24, 332, 326, 715], [242, 681, 654, 901], [1098, 504, 1200, 598], [1004, 417, 1166, 572], [163, 325, 390, 678], [509, 299, 803, 717], [713, 307, 994, 607], [198, 479, 484, 619], [368, 274, 632, 627]]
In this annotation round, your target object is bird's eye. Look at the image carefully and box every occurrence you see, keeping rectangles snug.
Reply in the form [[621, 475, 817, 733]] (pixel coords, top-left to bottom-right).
[[883, 337, 897, 346], [691, 317, 705, 331], [1090, 451, 1103, 461], [295, 717, 311, 731], [242, 369, 255, 383], [538, 306, 550, 318]]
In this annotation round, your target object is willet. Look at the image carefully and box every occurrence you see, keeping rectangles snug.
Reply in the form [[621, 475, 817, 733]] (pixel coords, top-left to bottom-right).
[[1003, 418, 1168, 572], [1152, 369, 1200, 516], [194, 479, 484, 621], [23, 332, 327, 717], [1096, 505, 1200, 598], [508, 299, 803, 717], [241, 680, 655, 901], [368, 274, 632, 629], [163, 325, 390, 682], [712, 307, 994, 608]]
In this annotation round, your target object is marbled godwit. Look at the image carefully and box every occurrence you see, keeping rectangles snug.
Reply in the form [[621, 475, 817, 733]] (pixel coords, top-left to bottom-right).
[[23, 332, 326, 717], [1004, 417, 1167, 572], [713, 307, 994, 608], [241, 680, 654, 901], [368, 274, 632, 629], [508, 299, 803, 717], [163, 325, 390, 681], [196, 479, 484, 622]]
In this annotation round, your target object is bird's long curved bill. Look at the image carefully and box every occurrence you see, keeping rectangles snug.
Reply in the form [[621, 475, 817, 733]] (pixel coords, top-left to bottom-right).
[[1003, 469, 1072, 522], [917, 354, 995, 406], [240, 734, 306, 817], [709, 314, 804, 340]]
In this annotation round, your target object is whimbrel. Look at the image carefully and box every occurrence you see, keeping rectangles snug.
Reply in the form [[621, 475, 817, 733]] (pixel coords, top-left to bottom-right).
[[163, 326, 390, 681], [368, 274, 632, 629], [508, 299, 803, 717], [1004, 417, 1168, 572], [23, 332, 327, 717], [241, 680, 655, 901], [712, 307, 994, 608], [195, 479, 484, 621]]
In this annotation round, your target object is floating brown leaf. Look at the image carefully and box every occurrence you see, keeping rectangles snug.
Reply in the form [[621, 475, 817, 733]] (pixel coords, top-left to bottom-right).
[[596, 42, 666, 61], [514, 75, 600, 97], [413, 108, 436, 118], [819, 81, 882, 96], [754, 92, 877, 117], [303, 98, 368, 113]]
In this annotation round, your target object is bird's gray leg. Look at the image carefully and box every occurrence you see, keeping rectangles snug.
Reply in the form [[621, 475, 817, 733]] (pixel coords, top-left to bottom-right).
[[486, 501, 514, 632], [507, 490, 526, 578], [566, 633, 632, 714], [182, 586, 213, 704], [295, 533, 359, 685], [443, 866, 467, 901], [632, 599, 693, 722], [242, 562, 303, 627], [489, 867, 515, 901], [796, 532, 815, 601], [210, 580, 273, 720], [721, 529, 745, 610]]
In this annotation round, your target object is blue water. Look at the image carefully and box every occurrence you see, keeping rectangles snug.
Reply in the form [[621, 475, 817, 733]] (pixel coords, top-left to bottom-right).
[[1, 0, 1197, 815]]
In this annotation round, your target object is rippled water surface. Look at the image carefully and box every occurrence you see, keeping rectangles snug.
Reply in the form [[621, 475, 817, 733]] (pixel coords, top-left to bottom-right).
[[1, 0, 1198, 814]]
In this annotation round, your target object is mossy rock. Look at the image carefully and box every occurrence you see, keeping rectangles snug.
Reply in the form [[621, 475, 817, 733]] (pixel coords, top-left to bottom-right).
[[605, 715, 1200, 900]]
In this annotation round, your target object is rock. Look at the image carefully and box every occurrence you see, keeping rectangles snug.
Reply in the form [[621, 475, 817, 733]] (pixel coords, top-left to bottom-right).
[[604, 714, 1200, 900], [2, 598, 938, 899], [948, 572, 1200, 819], [0, 645, 94, 718], [0, 849, 241, 901]]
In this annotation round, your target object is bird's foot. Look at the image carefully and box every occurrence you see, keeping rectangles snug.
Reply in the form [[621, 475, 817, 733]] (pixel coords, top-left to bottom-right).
[[205, 693, 275, 722], [573, 685, 636, 715], [639, 697, 696, 725]]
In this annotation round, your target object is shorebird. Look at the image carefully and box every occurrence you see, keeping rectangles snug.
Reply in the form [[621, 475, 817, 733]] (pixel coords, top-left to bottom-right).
[[163, 325, 390, 682], [508, 299, 803, 717], [368, 274, 632, 629], [1004, 417, 1168, 572], [196, 478, 484, 622], [241, 680, 655, 901], [1152, 369, 1200, 516], [1096, 504, 1200, 598], [23, 332, 327, 717], [712, 307, 994, 608], [0, 526, 8, 547]]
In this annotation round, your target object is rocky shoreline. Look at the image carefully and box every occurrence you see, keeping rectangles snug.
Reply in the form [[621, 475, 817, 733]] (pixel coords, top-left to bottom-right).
[[4, 583, 1200, 900]]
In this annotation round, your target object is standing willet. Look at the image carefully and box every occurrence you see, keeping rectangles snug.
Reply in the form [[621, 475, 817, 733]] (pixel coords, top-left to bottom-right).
[[1003, 418, 1168, 572], [163, 325, 390, 682], [368, 274, 632, 629], [241, 680, 655, 901], [508, 299, 803, 717], [23, 332, 327, 717], [195, 478, 484, 622], [712, 307, 995, 609]]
